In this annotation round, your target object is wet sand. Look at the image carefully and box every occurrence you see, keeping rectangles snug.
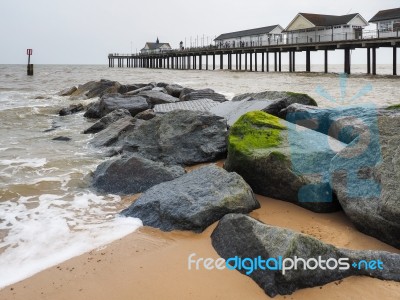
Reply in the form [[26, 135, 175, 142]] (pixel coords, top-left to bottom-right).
[[1, 194, 400, 300]]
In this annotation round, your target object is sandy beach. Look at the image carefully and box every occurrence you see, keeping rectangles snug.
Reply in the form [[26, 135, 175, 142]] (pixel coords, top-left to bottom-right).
[[2, 188, 400, 300]]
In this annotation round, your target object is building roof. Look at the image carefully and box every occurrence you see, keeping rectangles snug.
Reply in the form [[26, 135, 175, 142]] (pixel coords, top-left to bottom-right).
[[142, 42, 171, 50], [301, 13, 360, 26], [214, 25, 282, 41], [284, 13, 367, 32], [369, 7, 400, 22]]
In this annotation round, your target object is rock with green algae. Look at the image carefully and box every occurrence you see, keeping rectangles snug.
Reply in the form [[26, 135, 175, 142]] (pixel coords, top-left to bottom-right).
[[224, 111, 345, 213], [211, 214, 400, 298]]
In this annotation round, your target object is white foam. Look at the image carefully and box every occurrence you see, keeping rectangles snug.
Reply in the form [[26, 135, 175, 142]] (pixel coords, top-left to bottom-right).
[[0, 158, 47, 168], [0, 192, 142, 289]]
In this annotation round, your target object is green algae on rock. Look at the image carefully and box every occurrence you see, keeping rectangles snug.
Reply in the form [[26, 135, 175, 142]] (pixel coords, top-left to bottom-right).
[[225, 111, 345, 213]]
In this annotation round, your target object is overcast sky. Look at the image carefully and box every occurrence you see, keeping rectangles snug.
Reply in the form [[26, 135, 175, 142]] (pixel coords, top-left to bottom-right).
[[1, 0, 399, 64]]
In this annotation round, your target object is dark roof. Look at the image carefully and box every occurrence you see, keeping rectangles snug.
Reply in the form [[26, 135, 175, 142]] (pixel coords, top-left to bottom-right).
[[214, 25, 281, 40], [300, 13, 360, 26], [369, 8, 400, 22], [143, 42, 171, 50]]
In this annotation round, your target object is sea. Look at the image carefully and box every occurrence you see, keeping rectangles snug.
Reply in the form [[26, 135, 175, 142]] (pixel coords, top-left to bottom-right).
[[0, 64, 399, 289]]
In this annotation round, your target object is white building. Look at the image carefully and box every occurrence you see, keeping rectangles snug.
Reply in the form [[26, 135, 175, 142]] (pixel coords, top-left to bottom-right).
[[284, 13, 369, 44], [369, 7, 400, 36], [141, 38, 172, 54], [214, 25, 284, 48]]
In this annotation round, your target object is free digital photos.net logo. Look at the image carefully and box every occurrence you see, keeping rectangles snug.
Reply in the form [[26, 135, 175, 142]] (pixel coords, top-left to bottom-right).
[[286, 72, 381, 203]]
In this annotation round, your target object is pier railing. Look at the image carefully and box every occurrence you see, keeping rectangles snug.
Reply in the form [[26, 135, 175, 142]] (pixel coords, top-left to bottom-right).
[[109, 29, 400, 57]]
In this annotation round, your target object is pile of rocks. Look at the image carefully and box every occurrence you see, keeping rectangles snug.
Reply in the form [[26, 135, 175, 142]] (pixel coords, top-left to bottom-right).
[[57, 80, 400, 297]]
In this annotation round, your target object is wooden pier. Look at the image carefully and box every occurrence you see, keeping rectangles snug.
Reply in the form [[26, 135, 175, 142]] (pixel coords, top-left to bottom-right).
[[108, 33, 400, 75]]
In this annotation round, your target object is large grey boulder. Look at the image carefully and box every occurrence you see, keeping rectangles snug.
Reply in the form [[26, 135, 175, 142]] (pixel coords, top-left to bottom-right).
[[138, 90, 180, 107], [330, 111, 400, 248], [70, 79, 121, 100], [92, 155, 185, 195], [84, 94, 149, 119], [115, 110, 228, 166], [118, 83, 149, 94], [121, 165, 259, 232], [232, 90, 316, 105], [165, 84, 184, 97], [212, 91, 317, 126], [281, 103, 400, 247], [211, 214, 400, 297], [58, 86, 77, 96], [83, 108, 131, 134], [282, 104, 384, 143], [181, 88, 227, 102], [224, 111, 345, 213], [89, 116, 135, 148], [125, 85, 154, 95], [59, 104, 84, 116]]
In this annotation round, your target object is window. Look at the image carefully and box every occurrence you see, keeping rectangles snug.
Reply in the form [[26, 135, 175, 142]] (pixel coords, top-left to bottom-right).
[[343, 25, 350, 28]]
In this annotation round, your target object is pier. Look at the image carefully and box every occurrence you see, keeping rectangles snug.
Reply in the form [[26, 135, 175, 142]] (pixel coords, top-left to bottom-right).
[[108, 30, 400, 75]]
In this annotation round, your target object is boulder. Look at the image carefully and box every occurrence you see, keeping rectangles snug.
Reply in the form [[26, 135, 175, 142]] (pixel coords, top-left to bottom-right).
[[330, 111, 400, 248], [152, 87, 167, 93], [92, 155, 185, 195], [121, 165, 259, 232], [224, 111, 345, 213], [212, 91, 317, 126], [125, 85, 154, 96], [211, 214, 400, 297], [118, 83, 148, 94], [232, 90, 317, 104], [115, 110, 228, 165], [138, 90, 180, 107], [83, 108, 131, 134], [165, 84, 184, 97], [52, 136, 71, 142], [156, 82, 169, 88], [181, 88, 227, 102], [133, 109, 156, 121], [90, 116, 135, 148], [70, 79, 121, 99], [179, 87, 196, 100], [59, 104, 84, 116], [83, 94, 149, 119], [58, 86, 77, 96]]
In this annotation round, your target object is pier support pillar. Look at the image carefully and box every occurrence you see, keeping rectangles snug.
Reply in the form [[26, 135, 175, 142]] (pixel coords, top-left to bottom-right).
[[324, 49, 328, 73], [372, 47, 377, 75], [266, 52, 269, 72], [306, 50, 311, 72], [206, 55, 208, 70], [393, 46, 397, 76], [239, 53, 242, 70], [199, 55, 202, 70], [367, 48, 371, 74], [236, 53, 238, 70], [250, 52, 253, 71], [344, 48, 351, 75], [278, 51, 281, 72], [261, 52, 265, 72], [255, 52, 258, 72], [245, 53, 248, 71], [289, 51, 292, 72], [220, 54, 223, 70], [293, 51, 295, 72], [274, 52, 277, 72], [212, 54, 215, 70]]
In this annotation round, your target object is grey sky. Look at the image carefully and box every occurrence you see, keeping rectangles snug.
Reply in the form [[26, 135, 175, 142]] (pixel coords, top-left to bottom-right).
[[1, 0, 399, 64]]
